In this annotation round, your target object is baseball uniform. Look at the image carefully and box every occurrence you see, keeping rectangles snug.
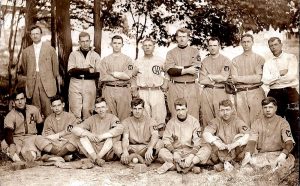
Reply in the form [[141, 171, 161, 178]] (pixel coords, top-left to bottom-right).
[[100, 53, 135, 121], [165, 46, 201, 120], [68, 49, 101, 120], [231, 52, 266, 126], [133, 55, 167, 124], [199, 54, 231, 127]]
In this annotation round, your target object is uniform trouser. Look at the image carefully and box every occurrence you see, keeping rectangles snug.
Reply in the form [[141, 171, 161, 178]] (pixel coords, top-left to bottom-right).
[[113, 140, 164, 158], [138, 89, 167, 124], [167, 83, 201, 120], [200, 87, 229, 127], [69, 79, 96, 120], [158, 145, 211, 165], [77, 137, 118, 161], [268, 87, 300, 157], [235, 87, 265, 127], [1, 135, 41, 160], [103, 86, 131, 121], [32, 73, 52, 117], [35, 134, 78, 153], [250, 151, 295, 169]]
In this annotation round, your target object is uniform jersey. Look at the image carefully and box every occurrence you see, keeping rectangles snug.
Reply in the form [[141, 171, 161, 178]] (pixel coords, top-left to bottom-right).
[[165, 46, 201, 82], [204, 115, 249, 144], [134, 56, 165, 87], [4, 105, 43, 137], [77, 113, 123, 136], [231, 52, 265, 87], [262, 52, 299, 89], [42, 111, 77, 136], [100, 53, 135, 85], [249, 115, 295, 152], [163, 115, 202, 149], [122, 115, 158, 145], [199, 54, 231, 86]]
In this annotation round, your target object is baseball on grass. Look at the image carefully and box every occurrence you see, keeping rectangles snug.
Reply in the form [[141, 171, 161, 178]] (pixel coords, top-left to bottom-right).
[[132, 157, 139, 164]]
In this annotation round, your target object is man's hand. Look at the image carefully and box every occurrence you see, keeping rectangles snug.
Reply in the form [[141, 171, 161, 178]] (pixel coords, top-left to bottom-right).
[[272, 153, 287, 170], [9, 144, 17, 155], [227, 142, 239, 152], [241, 152, 252, 167], [145, 148, 154, 162], [182, 154, 194, 168], [89, 67, 95, 73], [57, 75, 63, 86], [213, 140, 227, 150], [131, 87, 139, 98], [173, 152, 181, 163], [183, 66, 198, 75], [121, 151, 130, 165]]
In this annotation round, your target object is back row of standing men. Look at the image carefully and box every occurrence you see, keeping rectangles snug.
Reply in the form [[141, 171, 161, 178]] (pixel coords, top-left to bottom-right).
[[19, 25, 299, 136]]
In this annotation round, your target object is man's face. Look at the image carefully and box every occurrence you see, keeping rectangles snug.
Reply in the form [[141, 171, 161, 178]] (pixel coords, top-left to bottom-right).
[[219, 105, 233, 121], [142, 40, 155, 56], [262, 103, 277, 118], [176, 32, 189, 47], [132, 104, 144, 119], [14, 93, 26, 109], [241, 36, 253, 51], [175, 105, 188, 120], [51, 100, 64, 115], [268, 39, 283, 57], [79, 35, 91, 51], [111, 38, 123, 53], [208, 40, 220, 55], [30, 28, 42, 44], [94, 101, 108, 118]]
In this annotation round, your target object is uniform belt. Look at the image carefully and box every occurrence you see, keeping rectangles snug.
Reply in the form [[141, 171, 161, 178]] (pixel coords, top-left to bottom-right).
[[73, 75, 95, 80], [236, 85, 260, 92], [138, 86, 161, 91], [105, 84, 128, 87], [203, 84, 225, 89], [172, 80, 195, 84]]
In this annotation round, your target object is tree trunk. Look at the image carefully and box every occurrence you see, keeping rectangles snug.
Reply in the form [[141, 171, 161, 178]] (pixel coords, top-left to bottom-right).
[[23, 0, 37, 49], [55, 0, 72, 109], [94, 0, 102, 55], [50, 0, 56, 48]]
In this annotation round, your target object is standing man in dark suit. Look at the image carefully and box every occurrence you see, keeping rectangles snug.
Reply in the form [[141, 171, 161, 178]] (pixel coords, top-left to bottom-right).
[[19, 25, 61, 118]]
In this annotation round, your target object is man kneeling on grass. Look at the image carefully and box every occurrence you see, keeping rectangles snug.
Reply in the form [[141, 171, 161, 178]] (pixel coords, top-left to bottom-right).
[[35, 95, 79, 161], [113, 98, 164, 165], [71, 97, 124, 166], [157, 98, 211, 174]]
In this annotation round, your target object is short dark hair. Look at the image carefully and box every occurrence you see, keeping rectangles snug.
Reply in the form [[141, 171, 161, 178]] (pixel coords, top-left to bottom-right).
[[95, 97, 106, 105], [261, 97, 277, 106], [241, 33, 254, 42], [268, 37, 282, 44], [111, 35, 123, 43], [79, 31, 90, 40], [30, 25, 42, 34], [174, 98, 187, 108], [131, 98, 145, 108], [142, 37, 155, 45], [11, 87, 26, 100], [50, 95, 64, 104], [219, 99, 233, 108], [175, 28, 191, 37], [208, 37, 220, 45]]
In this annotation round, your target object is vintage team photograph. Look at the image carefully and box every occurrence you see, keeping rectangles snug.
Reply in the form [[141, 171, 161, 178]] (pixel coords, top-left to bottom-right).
[[0, 0, 299, 185]]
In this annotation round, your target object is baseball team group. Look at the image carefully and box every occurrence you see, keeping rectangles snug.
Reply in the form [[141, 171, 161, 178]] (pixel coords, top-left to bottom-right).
[[1, 25, 299, 177]]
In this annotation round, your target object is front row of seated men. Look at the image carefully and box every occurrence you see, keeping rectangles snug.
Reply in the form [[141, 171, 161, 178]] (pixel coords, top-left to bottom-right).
[[1, 89, 295, 177]]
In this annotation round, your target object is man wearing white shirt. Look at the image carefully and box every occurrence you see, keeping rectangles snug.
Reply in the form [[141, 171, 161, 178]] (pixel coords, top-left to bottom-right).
[[19, 25, 61, 118], [262, 37, 299, 152]]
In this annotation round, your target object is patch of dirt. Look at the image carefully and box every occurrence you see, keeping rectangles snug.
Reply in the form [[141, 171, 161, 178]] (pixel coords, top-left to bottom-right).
[[0, 159, 298, 186]]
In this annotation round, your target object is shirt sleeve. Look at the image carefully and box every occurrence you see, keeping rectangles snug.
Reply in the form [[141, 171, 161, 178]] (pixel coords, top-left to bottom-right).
[[77, 117, 92, 131], [162, 121, 174, 146], [149, 118, 159, 137], [280, 54, 298, 83], [199, 60, 214, 85], [281, 119, 295, 143], [109, 116, 124, 136], [164, 51, 176, 73], [4, 112, 15, 130], [192, 120, 201, 149], [262, 61, 280, 85], [42, 117, 55, 136], [204, 119, 218, 134], [237, 119, 250, 134], [122, 56, 136, 78], [249, 120, 259, 141]]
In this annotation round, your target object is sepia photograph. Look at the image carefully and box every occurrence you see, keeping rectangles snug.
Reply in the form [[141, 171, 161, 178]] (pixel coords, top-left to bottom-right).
[[0, 0, 299, 185]]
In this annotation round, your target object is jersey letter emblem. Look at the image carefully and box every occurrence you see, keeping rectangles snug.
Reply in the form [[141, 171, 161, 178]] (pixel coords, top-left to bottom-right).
[[128, 65, 133, 70], [286, 130, 292, 137], [224, 66, 229, 71], [152, 65, 161, 75]]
